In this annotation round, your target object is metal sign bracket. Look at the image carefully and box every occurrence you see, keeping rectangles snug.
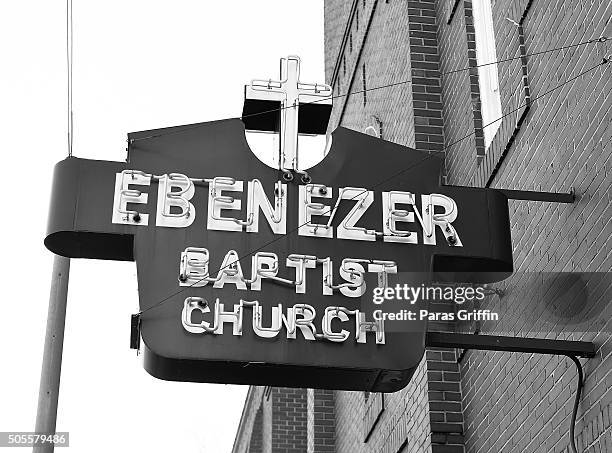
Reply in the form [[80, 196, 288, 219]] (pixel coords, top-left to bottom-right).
[[425, 332, 593, 453], [444, 186, 576, 203], [425, 331, 595, 358], [497, 188, 575, 203]]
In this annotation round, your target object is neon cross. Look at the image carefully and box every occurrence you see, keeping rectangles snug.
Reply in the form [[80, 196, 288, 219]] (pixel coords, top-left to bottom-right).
[[248, 56, 332, 174]]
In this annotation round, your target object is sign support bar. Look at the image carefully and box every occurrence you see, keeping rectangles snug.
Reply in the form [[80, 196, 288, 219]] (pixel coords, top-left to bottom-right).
[[443, 185, 575, 203], [425, 332, 596, 358], [497, 188, 575, 203], [34, 255, 70, 453]]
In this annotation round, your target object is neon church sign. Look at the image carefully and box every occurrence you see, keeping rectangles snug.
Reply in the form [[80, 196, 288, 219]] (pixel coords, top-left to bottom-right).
[[44, 57, 513, 391]]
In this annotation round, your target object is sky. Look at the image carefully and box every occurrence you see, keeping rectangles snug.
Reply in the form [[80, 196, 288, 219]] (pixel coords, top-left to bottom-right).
[[0, 1, 324, 451]]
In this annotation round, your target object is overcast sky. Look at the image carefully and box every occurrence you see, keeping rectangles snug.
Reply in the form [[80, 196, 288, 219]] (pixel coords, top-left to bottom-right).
[[0, 1, 324, 451]]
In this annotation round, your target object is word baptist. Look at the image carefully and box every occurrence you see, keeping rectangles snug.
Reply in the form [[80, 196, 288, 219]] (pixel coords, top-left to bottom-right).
[[179, 247, 399, 297], [112, 170, 463, 246]]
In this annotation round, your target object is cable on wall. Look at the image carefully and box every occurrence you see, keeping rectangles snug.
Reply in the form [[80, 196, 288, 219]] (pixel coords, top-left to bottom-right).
[[566, 355, 585, 453]]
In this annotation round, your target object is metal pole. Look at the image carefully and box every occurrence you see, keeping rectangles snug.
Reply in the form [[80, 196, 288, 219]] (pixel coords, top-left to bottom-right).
[[425, 332, 596, 358], [34, 255, 70, 453]]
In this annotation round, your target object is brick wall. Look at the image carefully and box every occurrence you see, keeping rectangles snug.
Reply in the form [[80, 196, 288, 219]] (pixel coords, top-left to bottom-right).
[[427, 302, 465, 453], [324, 0, 612, 451], [271, 387, 308, 452], [326, 0, 416, 148], [436, 0, 612, 450], [326, 1, 466, 452], [234, 386, 330, 453], [409, 0, 446, 156], [307, 389, 336, 452], [325, 0, 446, 151], [324, 0, 356, 84], [335, 360, 431, 453]]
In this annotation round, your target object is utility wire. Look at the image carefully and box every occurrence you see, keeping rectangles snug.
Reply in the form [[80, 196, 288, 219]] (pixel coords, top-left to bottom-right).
[[138, 57, 609, 316], [441, 36, 608, 77], [66, 0, 74, 157], [130, 36, 609, 144]]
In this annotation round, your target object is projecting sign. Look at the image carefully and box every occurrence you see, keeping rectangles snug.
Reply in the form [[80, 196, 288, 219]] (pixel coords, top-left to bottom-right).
[[44, 120, 512, 392], [44, 57, 512, 392]]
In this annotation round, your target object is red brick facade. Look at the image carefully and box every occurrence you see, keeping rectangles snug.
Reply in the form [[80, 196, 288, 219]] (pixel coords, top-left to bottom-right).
[[234, 387, 334, 453], [233, 0, 612, 452]]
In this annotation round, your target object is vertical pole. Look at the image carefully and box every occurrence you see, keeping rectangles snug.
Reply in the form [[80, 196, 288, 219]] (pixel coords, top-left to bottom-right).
[[34, 255, 70, 453]]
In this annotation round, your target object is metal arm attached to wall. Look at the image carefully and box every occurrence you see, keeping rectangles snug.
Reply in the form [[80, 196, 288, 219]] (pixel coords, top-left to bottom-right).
[[444, 186, 576, 204], [498, 188, 575, 203], [425, 332, 595, 357], [425, 332, 594, 453]]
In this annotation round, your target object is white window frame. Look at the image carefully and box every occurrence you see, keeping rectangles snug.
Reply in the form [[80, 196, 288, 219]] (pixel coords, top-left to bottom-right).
[[472, 0, 502, 150]]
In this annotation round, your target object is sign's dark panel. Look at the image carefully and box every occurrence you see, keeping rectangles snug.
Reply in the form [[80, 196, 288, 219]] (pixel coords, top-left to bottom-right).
[[45, 119, 512, 391]]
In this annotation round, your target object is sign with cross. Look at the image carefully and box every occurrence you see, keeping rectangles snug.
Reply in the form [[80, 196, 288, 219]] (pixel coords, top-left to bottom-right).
[[44, 57, 513, 392], [242, 56, 332, 175]]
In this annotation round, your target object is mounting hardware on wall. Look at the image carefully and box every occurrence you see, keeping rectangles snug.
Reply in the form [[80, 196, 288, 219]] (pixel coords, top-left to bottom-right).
[[481, 287, 504, 298], [426, 332, 594, 453]]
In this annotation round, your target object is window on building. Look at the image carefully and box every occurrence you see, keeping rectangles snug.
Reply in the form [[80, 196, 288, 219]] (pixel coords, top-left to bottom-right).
[[472, 0, 502, 149]]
